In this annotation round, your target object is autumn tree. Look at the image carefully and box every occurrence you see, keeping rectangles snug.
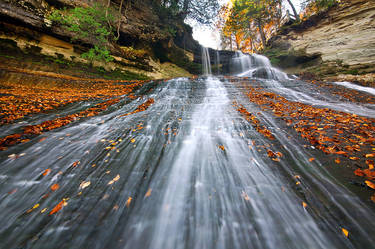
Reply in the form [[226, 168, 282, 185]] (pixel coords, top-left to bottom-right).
[[159, 0, 221, 24], [285, 0, 300, 21]]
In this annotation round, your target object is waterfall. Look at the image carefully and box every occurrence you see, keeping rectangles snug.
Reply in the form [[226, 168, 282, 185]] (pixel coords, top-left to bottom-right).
[[202, 47, 212, 76], [232, 51, 288, 81]]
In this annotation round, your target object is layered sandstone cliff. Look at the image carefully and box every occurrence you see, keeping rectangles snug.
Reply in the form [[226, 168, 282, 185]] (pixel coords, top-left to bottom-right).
[[267, 0, 375, 83]]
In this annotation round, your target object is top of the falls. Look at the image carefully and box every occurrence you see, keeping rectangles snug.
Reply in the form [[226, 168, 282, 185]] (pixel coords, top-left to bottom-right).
[[232, 51, 289, 81]]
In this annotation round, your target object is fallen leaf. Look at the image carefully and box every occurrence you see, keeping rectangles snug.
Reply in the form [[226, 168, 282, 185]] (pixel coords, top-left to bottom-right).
[[145, 188, 152, 197], [354, 169, 365, 177], [50, 184, 59, 191], [302, 202, 308, 208], [342, 228, 349, 237], [71, 161, 80, 167], [79, 181, 91, 189], [42, 169, 51, 176], [365, 180, 375, 190], [49, 199, 68, 215], [27, 203, 40, 213], [108, 174, 120, 185], [218, 145, 225, 151], [126, 197, 132, 207], [309, 158, 315, 162], [130, 138, 136, 143], [241, 191, 250, 201]]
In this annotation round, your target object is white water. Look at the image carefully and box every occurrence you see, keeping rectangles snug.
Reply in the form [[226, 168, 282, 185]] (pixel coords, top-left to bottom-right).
[[333, 81, 375, 96], [202, 47, 212, 75], [232, 52, 288, 81]]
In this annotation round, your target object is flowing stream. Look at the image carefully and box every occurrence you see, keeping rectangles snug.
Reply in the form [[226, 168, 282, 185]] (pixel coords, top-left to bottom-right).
[[1, 52, 375, 249]]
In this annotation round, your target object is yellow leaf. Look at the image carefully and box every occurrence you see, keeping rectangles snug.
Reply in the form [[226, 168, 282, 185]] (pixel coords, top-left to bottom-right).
[[79, 181, 91, 189], [342, 228, 349, 237], [131, 139, 136, 143], [108, 174, 120, 185]]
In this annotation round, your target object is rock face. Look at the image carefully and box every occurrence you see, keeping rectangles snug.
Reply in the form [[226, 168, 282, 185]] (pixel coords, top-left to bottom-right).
[[0, 0, 202, 78], [267, 0, 375, 79]]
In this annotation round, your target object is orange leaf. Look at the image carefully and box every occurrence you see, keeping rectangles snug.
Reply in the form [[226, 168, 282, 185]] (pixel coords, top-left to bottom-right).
[[336, 151, 348, 155], [309, 158, 315, 162], [366, 153, 375, 158], [50, 184, 59, 191], [145, 188, 152, 197], [365, 180, 375, 190], [126, 197, 132, 207], [49, 199, 67, 215], [342, 228, 349, 237], [42, 169, 51, 176], [72, 161, 80, 167], [218, 145, 225, 151], [371, 194, 375, 203], [302, 202, 308, 208], [335, 158, 340, 164], [354, 169, 365, 177]]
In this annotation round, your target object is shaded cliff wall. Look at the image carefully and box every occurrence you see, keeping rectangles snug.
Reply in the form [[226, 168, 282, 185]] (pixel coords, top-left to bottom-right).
[[266, 0, 375, 82], [0, 0, 204, 79]]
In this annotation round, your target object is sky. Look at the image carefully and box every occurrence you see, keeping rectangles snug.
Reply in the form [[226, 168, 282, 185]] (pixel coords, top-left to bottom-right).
[[193, 0, 302, 49]]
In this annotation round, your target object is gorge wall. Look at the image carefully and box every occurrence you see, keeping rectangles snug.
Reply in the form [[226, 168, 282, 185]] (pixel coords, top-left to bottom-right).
[[0, 0, 206, 80], [266, 0, 375, 84]]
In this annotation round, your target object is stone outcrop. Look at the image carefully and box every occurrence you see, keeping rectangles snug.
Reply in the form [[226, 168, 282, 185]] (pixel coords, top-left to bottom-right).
[[266, 0, 375, 81], [0, 0, 201, 78]]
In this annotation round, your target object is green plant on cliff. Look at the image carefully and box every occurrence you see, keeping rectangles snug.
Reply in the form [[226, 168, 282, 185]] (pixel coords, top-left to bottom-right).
[[49, 4, 116, 62]]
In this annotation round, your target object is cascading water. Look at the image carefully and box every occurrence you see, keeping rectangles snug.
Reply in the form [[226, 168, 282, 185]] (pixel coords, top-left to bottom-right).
[[202, 47, 212, 76], [232, 51, 288, 81], [2, 44, 375, 249]]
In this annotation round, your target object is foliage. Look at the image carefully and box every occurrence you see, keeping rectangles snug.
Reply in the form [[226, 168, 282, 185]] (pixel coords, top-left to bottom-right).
[[218, 0, 341, 52], [0, 78, 149, 150], [156, 0, 221, 25], [49, 4, 116, 62], [218, 0, 281, 51]]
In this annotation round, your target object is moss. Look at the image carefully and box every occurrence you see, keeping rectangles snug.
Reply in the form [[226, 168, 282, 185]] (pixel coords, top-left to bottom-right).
[[343, 69, 359, 75]]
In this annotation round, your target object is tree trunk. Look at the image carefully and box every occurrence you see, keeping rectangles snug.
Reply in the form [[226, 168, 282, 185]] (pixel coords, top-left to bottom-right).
[[257, 20, 266, 48], [286, 0, 300, 22]]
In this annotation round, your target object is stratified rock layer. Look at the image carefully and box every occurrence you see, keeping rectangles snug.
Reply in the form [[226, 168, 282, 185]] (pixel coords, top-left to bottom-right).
[[268, 0, 375, 79]]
